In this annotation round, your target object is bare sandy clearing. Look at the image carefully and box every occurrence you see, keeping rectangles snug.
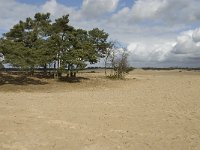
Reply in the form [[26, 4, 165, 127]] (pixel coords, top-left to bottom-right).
[[0, 70, 200, 150]]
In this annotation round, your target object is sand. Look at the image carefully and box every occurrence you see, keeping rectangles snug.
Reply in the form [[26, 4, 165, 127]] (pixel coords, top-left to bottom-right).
[[0, 70, 200, 150]]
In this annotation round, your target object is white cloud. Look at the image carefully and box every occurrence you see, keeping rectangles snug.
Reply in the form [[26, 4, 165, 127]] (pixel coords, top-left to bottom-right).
[[0, 0, 39, 30], [126, 28, 200, 67], [80, 0, 120, 19], [0, 0, 79, 30], [172, 29, 200, 58], [192, 28, 200, 43], [41, 0, 76, 18], [42, 0, 57, 15], [127, 40, 173, 62], [112, 0, 200, 25], [131, 0, 167, 20]]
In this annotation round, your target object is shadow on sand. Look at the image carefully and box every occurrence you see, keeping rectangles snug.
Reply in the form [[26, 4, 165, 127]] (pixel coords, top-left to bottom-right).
[[0, 73, 47, 85], [0, 72, 90, 85], [58, 76, 89, 83]]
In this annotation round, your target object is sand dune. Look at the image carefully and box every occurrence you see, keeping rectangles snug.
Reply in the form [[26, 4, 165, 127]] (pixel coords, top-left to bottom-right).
[[0, 70, 200, 150]]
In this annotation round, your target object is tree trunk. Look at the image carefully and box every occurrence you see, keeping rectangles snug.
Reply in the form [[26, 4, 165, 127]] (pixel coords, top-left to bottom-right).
[[57, 69, 62, 78], [30, 67, 34, 76], [104, 62, 107, 76], [70, 71, 73, 77], [43, 64, 47, 75], [104, 55, 109, 76], [104, 60, 107, 76], [73, 72, 76, 77], [53, 62, 57, 79]]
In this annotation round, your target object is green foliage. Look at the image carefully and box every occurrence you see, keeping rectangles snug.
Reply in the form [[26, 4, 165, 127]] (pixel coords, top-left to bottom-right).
[[0, 13, 111, 77], [89, 28, 111, 58], [1, 13, 54, 68], [0, 63, 4, 69]]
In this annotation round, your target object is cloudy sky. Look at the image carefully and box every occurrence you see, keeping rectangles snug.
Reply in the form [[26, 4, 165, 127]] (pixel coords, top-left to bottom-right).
[[0, 0, 200, 67]]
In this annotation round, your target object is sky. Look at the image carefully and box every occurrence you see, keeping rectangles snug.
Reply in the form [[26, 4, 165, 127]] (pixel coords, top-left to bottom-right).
[[0, 0, 200, 67]]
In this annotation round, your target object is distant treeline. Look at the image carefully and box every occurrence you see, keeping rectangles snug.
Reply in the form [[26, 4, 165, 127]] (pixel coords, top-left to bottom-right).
[[85, 66, 200, 71], [141, 67, 200, 71]]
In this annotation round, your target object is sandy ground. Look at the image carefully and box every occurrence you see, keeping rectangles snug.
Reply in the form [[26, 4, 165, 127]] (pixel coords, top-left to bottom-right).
[[0, 70, 200, 150]]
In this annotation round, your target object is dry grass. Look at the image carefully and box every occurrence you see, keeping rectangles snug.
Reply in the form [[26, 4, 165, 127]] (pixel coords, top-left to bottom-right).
[[0, 69, 200, 150]]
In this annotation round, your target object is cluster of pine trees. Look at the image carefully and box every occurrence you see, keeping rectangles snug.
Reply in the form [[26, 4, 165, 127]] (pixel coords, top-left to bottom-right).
[[0, 13, 111, 77]]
